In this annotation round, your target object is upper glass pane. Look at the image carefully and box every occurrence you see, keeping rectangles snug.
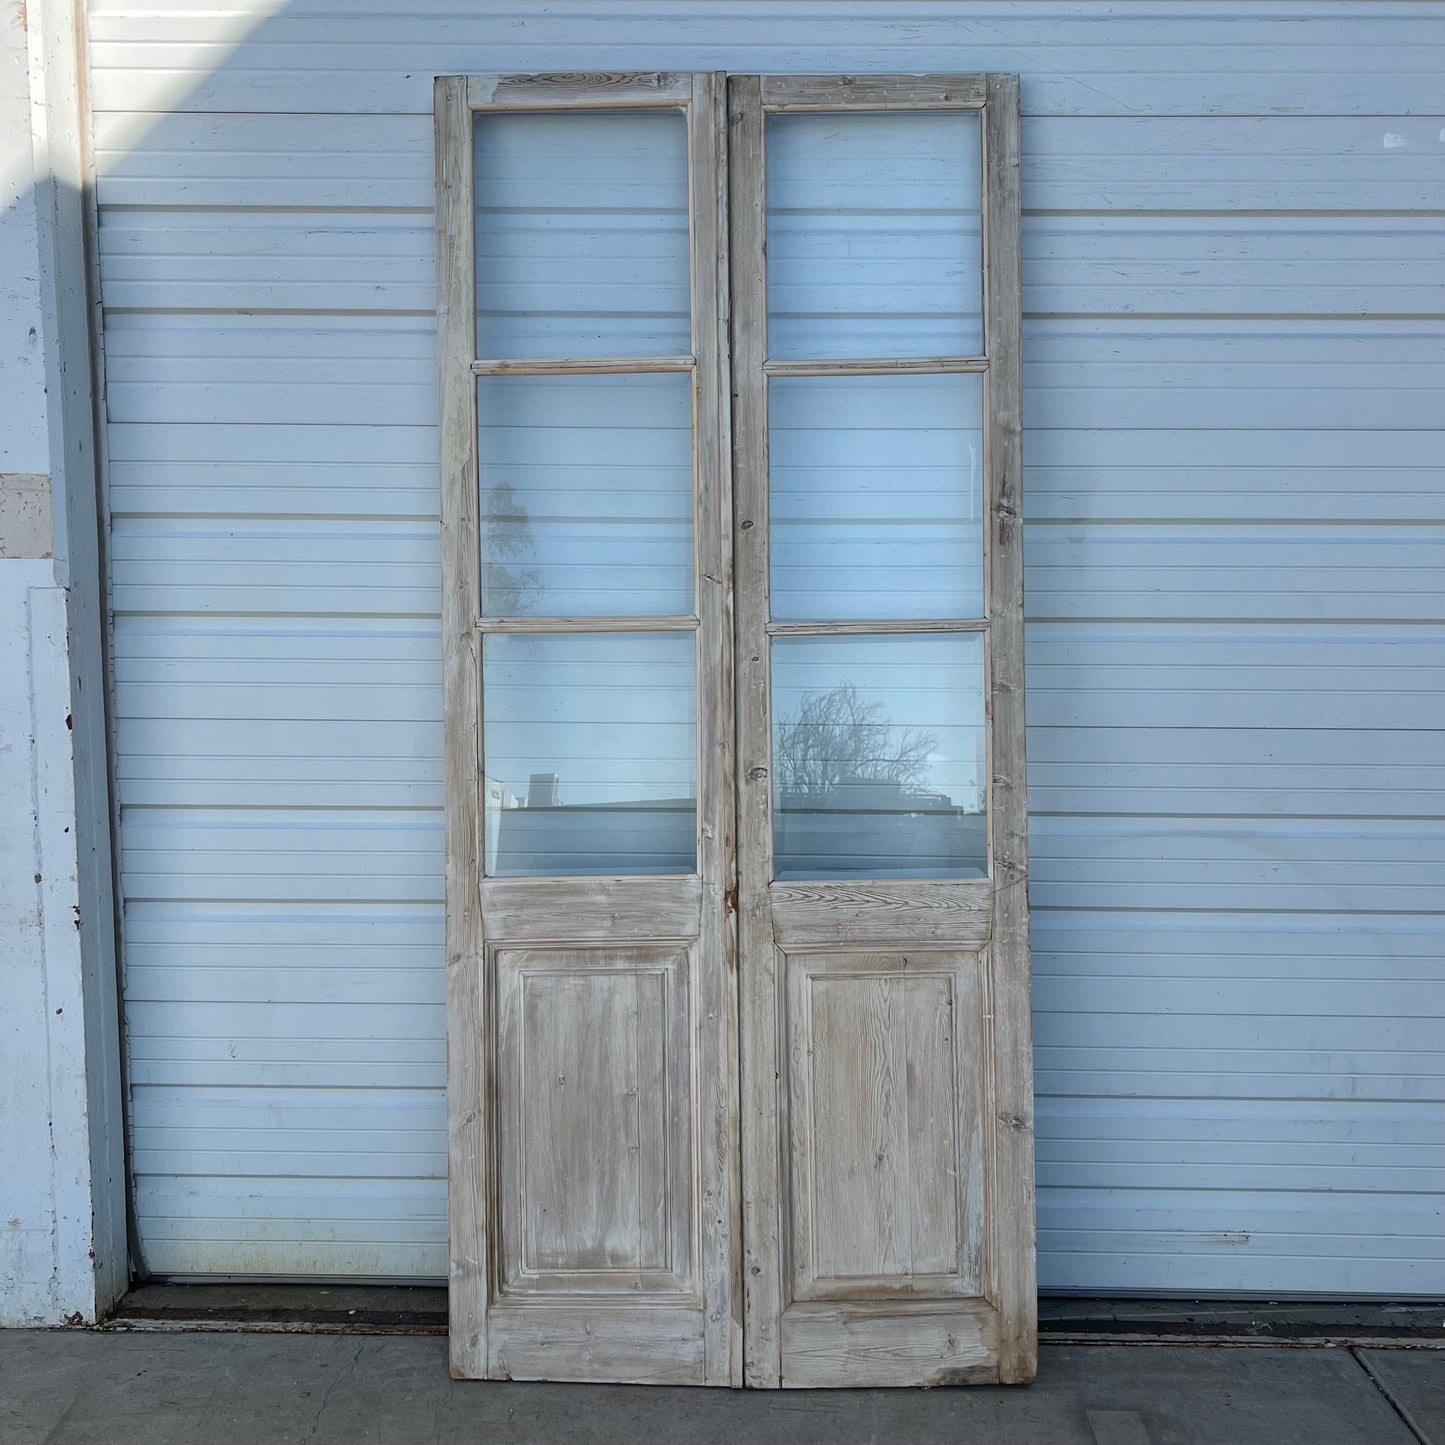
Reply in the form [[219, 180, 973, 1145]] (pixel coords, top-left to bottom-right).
[[478, 373, 694, 617], [772, 634, 986, 880], [484, 632, 696, 876], [769, 373, 983, 620], [766, 111, 983, 359], [474, 110, 691, 358]]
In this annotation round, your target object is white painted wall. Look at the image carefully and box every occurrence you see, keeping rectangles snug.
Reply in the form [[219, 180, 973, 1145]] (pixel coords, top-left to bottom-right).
[[1, 0, 127, 1326], [0, 564, 98, 1324], [87, 0, 1445, 1295]]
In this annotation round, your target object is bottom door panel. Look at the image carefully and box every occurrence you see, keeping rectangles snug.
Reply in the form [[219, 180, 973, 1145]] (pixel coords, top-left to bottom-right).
[[779, 949, 1001, 1387], [497, 946, 692, 1297], [481, 939, 712, 1384], [786, 952, 983, 1303]]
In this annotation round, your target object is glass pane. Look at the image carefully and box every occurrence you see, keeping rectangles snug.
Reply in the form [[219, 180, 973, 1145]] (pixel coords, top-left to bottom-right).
[[772, 635, 985, 880], [769, 373, 983, 620], [484, 633, 696, 876], [478, 374, 694, 617], [766, 111, 983, 359], [475, 110, 691, 358]]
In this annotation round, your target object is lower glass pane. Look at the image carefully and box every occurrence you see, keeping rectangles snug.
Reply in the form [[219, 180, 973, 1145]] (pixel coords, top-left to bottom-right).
[[771, 635, 986, 880], [484, 632, 696, 876]]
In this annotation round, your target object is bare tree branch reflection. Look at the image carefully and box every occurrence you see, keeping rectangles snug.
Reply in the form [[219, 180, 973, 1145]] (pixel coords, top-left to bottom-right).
[[774, 682, 938, 798]]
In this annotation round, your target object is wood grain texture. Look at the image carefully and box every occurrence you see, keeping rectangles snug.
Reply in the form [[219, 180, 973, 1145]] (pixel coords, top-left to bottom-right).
[[763, 357, 987, 377], [766, 619, 990, 637], [983, 72, 1037, 1386], [489, 1304, 706, 1384], [689, 69, 743, 1388], [734, 71, 1034, 1390], [478, 616, 699, 634], [479, 877, 702, 943], [473, 72, 691, 109], [496, 947, 690, 1294], [435, 68, 1024, 1390], [761, 75, 988, 112], [727, 73, 783, 1392], [471, 356, 694, 376], [780, 1300, 1000, 1388], [435, 74, 487, 1381], [446, 71, 738, 1387], [770, 880, 992, 948], [785, 952, 983, 1302]]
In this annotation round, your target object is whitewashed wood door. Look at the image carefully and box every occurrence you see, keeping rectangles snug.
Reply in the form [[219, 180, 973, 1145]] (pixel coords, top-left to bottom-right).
[[436, 72, 740, 1385], [440, 69, 1030, 1389], [730, 74, 1037, 1388]]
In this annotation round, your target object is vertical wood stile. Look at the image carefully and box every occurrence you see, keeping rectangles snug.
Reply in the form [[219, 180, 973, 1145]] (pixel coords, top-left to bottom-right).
[[690, 71, 743, 1388], [434, 75, 487, 1381], [982, 72, 1036, 1385], [727, 75, 783, 1390]]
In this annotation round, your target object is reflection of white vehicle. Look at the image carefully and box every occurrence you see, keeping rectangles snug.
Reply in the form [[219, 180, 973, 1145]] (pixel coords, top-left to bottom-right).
[[491, 792, 696, 876], [775, 777, 987, 879], [488, 774, 986, 880]]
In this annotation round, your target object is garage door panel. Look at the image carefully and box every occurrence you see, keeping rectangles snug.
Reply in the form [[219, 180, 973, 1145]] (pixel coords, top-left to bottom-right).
[[97, 12, 1445, 1295]]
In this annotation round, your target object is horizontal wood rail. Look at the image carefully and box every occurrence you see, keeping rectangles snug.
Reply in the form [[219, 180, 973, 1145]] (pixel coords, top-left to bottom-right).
[[763, 357, 987, 377], [766, 618, 989, 636], [472, 356, 695, 376]]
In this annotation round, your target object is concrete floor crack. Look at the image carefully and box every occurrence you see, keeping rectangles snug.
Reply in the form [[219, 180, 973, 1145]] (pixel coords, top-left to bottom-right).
[[304, 1339, 366, 1443]]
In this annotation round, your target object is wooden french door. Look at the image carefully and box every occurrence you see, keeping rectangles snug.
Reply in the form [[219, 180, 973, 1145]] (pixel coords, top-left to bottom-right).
[[436, 71, 1032, 1389], [435, 72, 739, 1386], [729, 73, 1035, 1388]]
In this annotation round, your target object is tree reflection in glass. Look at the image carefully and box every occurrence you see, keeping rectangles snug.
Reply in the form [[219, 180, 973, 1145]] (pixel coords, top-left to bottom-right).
[[477, 374, 694, 618], [771, 636, 987, 880], [775, 682, 937, 798], [481, 476, 540, 615]]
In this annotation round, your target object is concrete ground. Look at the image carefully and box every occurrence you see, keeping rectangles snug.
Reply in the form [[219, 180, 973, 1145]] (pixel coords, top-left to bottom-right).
[[0, 1329, 1441, 1445]]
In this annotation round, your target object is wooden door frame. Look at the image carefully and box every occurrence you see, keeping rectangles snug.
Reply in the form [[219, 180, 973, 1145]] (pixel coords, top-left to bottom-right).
[[437, 69, 1030, 1388], [435, 71, 740, 1385], [728, 73, 1034, 1387]]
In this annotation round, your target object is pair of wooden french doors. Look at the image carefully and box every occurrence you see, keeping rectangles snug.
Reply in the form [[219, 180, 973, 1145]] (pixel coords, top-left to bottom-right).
[[435, 70, 1033, 1388]]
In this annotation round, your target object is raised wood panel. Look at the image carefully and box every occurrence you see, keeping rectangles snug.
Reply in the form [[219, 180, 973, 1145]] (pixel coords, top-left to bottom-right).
[[780, 1300, 1000, 1389], [786, 952, 982, 1303], [496, 946, 690, 1295]]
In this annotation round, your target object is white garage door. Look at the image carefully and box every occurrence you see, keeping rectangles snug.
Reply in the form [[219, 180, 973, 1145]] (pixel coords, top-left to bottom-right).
[[95, 0, 1445, 1292]]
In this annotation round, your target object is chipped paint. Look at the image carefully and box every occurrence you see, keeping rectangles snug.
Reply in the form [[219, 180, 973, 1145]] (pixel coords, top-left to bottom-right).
[[0, 562, 94, 1324]]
